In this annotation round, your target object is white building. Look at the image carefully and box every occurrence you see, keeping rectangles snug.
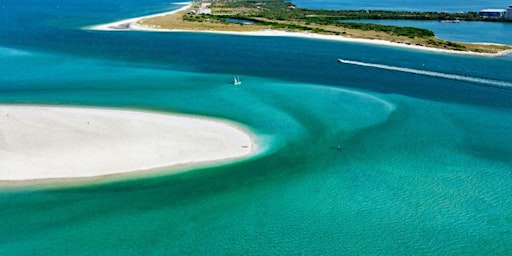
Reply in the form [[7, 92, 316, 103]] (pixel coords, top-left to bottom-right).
[[198, 3, 212, 15], [478, 9, 506, 18]]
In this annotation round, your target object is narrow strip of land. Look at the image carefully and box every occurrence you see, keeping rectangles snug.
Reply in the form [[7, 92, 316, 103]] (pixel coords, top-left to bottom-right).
[[0, 105, 256, 182], [89, 1, 511, 56]]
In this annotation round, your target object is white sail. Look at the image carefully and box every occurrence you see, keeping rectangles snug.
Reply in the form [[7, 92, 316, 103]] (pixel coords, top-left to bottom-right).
[[234, 76, 241, 85]]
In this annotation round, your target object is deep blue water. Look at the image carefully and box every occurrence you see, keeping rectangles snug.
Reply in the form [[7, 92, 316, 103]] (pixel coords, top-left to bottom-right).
[[1, 0, 512, 255]]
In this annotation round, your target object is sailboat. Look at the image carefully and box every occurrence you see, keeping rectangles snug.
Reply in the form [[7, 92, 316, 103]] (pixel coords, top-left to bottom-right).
[[233, 76, 241, 85]]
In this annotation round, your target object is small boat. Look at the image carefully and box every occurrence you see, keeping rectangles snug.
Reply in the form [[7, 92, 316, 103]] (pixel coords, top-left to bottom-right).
[[440, 19, 460, 23], [233, 76, 241, 85]]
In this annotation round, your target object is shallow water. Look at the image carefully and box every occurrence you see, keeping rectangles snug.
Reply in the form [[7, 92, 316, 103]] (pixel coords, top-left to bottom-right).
[[0, 0, 511, 255]]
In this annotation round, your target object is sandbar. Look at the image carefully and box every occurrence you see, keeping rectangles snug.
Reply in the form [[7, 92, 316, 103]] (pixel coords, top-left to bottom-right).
[[0, 105, 256, 182]]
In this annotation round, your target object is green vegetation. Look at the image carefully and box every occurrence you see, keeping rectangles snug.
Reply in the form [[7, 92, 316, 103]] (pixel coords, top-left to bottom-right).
[[187, 1, 436, 39], [202, 0, 448, 39], [140, 0, 511, 54], [211, 0, 512, 22], [338, 23, 434, 38]]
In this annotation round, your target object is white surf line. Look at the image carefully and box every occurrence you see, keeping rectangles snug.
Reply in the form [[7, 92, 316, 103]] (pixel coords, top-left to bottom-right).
[[88, 2, 192, 31], [338, 59, 512, 89]]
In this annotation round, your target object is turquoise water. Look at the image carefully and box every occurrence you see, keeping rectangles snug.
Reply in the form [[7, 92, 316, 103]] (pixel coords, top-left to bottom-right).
[[1, 0, 512, 255]]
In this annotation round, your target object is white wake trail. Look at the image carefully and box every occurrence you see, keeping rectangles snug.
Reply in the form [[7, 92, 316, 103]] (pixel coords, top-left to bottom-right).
[[338, 59, 512, 89]]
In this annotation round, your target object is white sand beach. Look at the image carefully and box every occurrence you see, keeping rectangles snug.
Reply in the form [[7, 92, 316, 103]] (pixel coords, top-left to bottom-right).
[[0, 105, 256, 181], [88, 2, 192, 31], [88, 3, 512, 57]]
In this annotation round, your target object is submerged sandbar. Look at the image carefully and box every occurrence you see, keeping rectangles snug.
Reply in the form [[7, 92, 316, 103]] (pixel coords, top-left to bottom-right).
[[0, 105, 256, 181]]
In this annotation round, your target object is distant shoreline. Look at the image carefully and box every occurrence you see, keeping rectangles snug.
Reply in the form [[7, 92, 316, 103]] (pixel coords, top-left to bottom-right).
[[133, 25, 512, 57], [87, 2, 512, 57]]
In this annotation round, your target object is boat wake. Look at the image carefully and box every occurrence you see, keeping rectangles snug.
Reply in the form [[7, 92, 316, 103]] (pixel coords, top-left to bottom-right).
[[338, 59, 512, 90]]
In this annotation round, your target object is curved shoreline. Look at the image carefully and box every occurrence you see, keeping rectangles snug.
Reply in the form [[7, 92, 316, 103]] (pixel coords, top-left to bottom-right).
[[0, 105, 257, 183], [87, 2, 512, 57], [135, 26, 512, 57], [86, 2, 192, 31]]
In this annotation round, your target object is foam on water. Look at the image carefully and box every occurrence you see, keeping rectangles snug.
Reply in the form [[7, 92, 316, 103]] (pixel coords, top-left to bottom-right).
[[339, 59, 512, 90]]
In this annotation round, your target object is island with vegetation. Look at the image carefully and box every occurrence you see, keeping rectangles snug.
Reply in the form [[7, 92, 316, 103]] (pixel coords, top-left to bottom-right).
[[137, 0, 512, 54]]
